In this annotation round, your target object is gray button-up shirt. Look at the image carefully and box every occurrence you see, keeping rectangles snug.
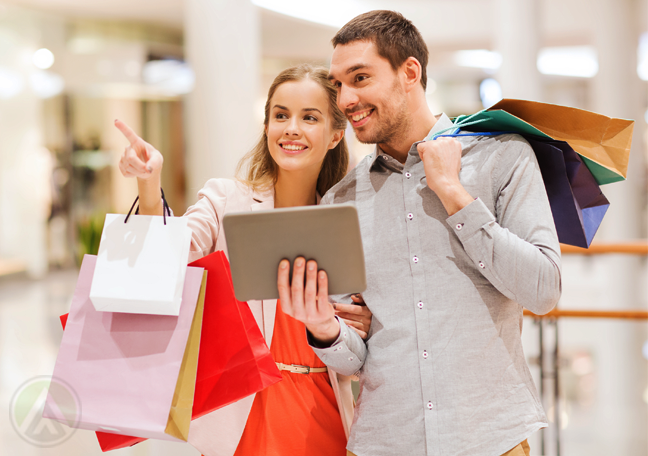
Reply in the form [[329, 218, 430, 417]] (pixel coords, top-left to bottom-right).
[[312, 114, 562, 456]]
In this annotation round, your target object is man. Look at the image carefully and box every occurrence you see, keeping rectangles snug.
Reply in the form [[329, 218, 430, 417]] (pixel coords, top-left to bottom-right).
[[277, 10, 561, 456]]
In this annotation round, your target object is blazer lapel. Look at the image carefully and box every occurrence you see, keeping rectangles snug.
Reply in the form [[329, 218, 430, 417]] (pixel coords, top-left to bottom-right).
[[250, 187, 274, 212], [248, 187, 277, 347]]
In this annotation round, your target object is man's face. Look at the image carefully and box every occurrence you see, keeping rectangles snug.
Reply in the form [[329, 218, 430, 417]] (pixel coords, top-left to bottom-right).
[[329, 41, 408, 145]]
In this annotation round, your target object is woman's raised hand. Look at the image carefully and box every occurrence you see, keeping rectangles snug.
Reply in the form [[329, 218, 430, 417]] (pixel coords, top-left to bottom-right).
[[115, 119, 163, 180]]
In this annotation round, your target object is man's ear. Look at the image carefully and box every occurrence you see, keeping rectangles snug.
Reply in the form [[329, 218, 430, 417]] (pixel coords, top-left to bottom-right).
[[328, 129, 345, 150], [401, 56, 422, 93]]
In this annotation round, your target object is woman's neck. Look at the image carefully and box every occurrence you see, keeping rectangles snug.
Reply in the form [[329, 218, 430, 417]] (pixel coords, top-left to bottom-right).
[[274, 168, 319, 208]]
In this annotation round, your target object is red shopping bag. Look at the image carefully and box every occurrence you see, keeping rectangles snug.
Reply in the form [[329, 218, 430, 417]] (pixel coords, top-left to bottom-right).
[[189, 250, 282, 416], [61, 250, 281, 452]]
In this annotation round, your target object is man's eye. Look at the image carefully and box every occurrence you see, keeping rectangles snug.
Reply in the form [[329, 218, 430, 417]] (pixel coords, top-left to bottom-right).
[[356, 75, 367, 83]]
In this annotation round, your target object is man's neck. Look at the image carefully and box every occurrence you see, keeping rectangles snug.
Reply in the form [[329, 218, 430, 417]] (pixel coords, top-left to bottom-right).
[[378, 103, 438, 164]]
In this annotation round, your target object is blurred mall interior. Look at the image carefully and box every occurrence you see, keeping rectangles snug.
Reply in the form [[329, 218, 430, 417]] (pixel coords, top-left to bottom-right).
[[0, 0, 646, 455]]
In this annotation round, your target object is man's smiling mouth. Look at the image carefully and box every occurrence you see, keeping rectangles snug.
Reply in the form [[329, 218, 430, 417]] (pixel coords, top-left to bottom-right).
[[349, 109, 374, 126]]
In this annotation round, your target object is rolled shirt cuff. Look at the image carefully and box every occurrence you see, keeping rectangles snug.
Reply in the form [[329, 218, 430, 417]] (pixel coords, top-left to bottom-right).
[[307, 317, 366, 376]]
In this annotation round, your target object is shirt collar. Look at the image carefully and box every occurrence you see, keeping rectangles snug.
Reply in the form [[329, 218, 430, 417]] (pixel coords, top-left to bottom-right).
[[368, 113, 455, 169]]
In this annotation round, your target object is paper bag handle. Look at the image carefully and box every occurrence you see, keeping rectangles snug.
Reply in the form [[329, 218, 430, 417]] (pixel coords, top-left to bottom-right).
[[124, 188, 172, 225]]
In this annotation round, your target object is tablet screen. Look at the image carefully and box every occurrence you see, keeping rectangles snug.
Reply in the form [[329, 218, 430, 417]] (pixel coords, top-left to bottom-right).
[[223, 204, 366, 301]]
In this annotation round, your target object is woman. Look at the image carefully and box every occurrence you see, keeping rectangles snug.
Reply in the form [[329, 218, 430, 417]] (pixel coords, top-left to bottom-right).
[[116, 64, 371, 456]]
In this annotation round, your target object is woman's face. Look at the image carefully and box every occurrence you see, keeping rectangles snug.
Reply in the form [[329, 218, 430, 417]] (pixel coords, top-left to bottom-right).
[[266, 79, 343, 178]]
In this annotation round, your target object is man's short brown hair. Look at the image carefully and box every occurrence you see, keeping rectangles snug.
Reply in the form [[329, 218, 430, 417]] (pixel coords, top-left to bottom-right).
[[332, 10, 429, 90]]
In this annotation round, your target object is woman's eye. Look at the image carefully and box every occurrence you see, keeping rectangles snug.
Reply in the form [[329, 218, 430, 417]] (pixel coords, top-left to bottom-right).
[[305, 115, 318, 121], [275, 113, 287, 119]]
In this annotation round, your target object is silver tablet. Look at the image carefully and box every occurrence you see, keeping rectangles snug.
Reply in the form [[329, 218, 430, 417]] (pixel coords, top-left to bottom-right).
[[222, 204, 366, 302]]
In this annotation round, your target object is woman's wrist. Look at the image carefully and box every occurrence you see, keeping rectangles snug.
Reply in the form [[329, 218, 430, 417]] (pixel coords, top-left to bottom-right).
[[136, 177, 164, 215], [306, 317, 340, 347]]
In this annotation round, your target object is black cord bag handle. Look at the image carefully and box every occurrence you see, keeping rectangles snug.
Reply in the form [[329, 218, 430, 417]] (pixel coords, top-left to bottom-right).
[[124, 188, 171, 225]]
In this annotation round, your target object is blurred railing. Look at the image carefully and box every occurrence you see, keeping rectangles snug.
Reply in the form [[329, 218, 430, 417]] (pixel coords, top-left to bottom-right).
[[523, 241, 648, 456]]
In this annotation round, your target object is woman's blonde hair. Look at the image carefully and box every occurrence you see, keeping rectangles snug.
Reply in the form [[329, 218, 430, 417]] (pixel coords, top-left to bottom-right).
[[236, 64, 349, 196]]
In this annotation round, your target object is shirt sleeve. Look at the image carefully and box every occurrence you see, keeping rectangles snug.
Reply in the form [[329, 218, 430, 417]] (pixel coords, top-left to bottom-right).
[[445, 136, 562, 315], [307, 317, 367, 376], [183, 179, 232, 263]]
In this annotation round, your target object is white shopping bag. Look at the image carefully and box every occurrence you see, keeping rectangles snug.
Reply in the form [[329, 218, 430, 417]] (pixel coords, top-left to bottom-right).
[[89, 207, 192, 316]]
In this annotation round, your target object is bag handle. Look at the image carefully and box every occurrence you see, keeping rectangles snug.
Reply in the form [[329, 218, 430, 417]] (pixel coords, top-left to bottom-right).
[[433, 130, 516, 140], [426, 111, 494, 141], [124, 188, 171, 225]]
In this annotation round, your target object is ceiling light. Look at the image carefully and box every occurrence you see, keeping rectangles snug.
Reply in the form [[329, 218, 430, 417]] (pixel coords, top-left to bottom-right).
[[454, 50, 502, 70], [537, 46, 598, 78], [33, 48, 55, 70]]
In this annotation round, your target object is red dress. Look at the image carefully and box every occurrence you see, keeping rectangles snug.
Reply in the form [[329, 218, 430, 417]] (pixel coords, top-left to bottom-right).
[[233, 301, 347, 456]]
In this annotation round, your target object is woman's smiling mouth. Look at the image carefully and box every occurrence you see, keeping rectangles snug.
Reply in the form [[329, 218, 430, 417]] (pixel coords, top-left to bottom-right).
[[280, 141, 309, 154]]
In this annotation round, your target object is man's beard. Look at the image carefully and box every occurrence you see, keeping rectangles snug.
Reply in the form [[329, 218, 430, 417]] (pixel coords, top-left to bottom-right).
[[351, 82, 409, 145]]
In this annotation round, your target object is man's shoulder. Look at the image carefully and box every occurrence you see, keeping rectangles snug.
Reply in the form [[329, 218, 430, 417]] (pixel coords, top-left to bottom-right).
[[321, 155, 372, 205], [471, 132, 533, 153], [464, 132, 536, 165]]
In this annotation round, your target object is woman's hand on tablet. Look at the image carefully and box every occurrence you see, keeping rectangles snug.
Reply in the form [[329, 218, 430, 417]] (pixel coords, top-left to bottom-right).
[[277, 257, 340, 346], [334, 295, 372, 340]]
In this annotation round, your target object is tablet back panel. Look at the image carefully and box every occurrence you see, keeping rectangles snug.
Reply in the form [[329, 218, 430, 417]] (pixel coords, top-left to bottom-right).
[[222, 205, 366, 302]]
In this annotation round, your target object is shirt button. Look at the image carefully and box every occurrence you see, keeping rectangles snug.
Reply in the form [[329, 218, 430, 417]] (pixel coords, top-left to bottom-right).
[[413, 256, 419, 263], [427, 401, 434, 410], [422, 350, 428, 359], [381, 155, 388, 160], [407, 213, 413, 220], [417, 301, 424, 309], [335, 346, 342, 351], [478, 261, 485, 269], [405, 172, 412, 178], [456, 223, 464, 230], [348, 357, 354, 361]]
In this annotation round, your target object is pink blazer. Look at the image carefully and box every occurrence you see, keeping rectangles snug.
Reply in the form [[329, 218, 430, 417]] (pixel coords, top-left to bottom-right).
[[183, 178, 355, 456]]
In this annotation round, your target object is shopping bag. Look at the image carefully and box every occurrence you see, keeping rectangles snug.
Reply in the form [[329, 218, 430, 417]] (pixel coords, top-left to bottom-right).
[[59, 315, 147, 451], [524, 136, 609, 248], [450, 98, 634, 184], [189, 250, 282, 417], [89, 197, 192, 316], [68, 250, 282, 452], [44, 254, 205, 442], [432, 131, 609, 248]]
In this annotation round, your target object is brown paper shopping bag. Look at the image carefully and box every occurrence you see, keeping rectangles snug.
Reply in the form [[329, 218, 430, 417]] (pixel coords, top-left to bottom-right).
[[489, 99, 634, 184]]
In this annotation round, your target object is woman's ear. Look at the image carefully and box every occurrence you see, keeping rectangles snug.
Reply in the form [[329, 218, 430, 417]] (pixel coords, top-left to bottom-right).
[[328, 129, 345, 150]]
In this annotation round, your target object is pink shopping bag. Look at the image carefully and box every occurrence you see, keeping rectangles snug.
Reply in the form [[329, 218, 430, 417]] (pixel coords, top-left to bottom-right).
[[43, 254, 204, 441]]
